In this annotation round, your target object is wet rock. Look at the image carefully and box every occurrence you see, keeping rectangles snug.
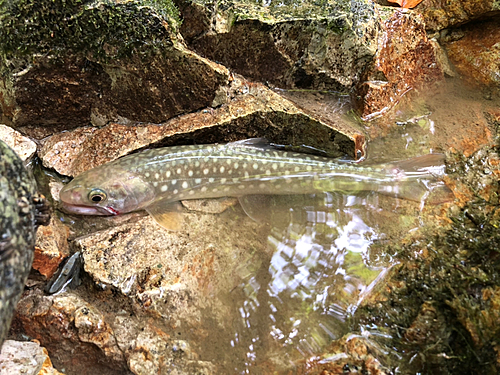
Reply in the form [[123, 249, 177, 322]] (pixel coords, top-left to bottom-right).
[[0, 0, 229, 137], [0, 125, 37, 162], [177, 0, 380, 91], [33, 217, 70, 279], [444, 19, 500, 96], [418, 0, 500, 31], [354, 10, 444, 121], [13, 289, 131, 374], [74, 213, 267, 320], [0, 339, 63, 375], [114, 316, 215, 375], [298, 335, 389, 374], [39, 78, 366, 177], [13, 289, 217, 374]]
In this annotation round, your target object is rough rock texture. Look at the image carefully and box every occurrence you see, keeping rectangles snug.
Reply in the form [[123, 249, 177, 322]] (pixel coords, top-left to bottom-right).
[[177, 0, 380, 91], [0, 125, 36, 162], [418, 0, 500, 31], [0, 339, 63, 375], [75, 212, 267, 319], [12, 289, 217, 375], [39, 78, 366, 177], [0, 0, 229, 136], [444, 19, 500, 95], [33, 217, 70, 279], [354, 10, 444, 121], [0, 141, 38, 345]]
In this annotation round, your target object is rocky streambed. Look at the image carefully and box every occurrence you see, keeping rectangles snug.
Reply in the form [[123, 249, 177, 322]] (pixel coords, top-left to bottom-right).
[[1, 0, 500, 374]]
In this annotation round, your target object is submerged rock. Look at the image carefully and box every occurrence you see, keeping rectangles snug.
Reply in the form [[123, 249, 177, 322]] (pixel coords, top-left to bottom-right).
[[0, 140, 50, 346]]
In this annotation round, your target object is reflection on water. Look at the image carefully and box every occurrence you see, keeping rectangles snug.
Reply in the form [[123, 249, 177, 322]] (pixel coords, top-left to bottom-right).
[[221, 192, 415, 373]]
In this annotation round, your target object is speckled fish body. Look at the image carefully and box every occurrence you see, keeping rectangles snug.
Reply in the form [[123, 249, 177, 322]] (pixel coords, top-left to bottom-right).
[[60, 140, 445, 228]]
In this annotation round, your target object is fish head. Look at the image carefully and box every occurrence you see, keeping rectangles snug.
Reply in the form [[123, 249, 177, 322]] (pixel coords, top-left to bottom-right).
[[59, 166, 155, 216]]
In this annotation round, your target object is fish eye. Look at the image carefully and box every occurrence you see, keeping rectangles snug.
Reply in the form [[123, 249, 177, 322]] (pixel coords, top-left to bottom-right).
[[88, 189, 107, 203]]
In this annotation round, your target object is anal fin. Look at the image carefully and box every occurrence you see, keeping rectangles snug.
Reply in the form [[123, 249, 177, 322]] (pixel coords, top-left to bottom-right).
[[146, 201, 185, 231]]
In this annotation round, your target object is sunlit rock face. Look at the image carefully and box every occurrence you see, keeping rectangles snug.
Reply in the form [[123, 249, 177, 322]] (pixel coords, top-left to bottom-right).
[[444, 19, 500, 96], [0, 0, 229, 137], [176, 0, 380, 91], [353, 11, 444, 121], [417, 0, 500, 31]]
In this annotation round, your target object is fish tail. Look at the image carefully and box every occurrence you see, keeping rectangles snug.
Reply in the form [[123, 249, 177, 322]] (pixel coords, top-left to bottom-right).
[[382, 154, 452, 203], [390, 154, 446, 178]]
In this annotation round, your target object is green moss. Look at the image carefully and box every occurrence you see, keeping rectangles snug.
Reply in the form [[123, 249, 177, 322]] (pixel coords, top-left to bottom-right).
[[0, 0, 180, 64], [355, 142, 500, 373]]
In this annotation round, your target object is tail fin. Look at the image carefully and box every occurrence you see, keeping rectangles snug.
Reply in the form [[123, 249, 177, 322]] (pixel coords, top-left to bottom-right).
[[381, 154, 452, 203]]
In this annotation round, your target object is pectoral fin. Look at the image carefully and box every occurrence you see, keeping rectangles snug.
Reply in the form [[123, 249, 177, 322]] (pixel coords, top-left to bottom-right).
[[146, 201, 185, 231]]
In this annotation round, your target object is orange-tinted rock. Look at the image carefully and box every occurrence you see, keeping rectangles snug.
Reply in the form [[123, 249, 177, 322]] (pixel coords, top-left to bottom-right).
[[445, 20, 500, 93], [418, 0, 500, 31], [354, 11, 444, 121], [33, 217, 70, 279]]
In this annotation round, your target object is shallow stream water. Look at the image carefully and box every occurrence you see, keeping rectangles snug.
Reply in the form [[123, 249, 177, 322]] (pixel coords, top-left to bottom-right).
[[37, 77, 500, 374]]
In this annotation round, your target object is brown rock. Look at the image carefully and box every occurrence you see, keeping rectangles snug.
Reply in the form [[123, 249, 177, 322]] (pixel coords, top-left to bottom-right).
[[40, 78, 366, 177], [354, 10, 444, 121], [178, 0, 380, 91], [418, 0, 500, 31], [33, 217, 70, 279], [445, 19, 500, 94], [0, 0, 229, 137]]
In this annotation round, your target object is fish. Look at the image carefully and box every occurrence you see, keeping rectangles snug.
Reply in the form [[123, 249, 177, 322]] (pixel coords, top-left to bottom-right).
[[0, 140, 50, 346], [59, 139, 447, 230]]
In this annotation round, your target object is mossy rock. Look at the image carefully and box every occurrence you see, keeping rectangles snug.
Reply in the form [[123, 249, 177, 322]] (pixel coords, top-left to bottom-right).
[[0, 0, 229, 135]]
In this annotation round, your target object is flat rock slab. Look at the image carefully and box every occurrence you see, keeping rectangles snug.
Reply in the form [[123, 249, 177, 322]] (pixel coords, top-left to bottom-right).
[[39, 78, 366, 177], [0, 0, 228, 136]]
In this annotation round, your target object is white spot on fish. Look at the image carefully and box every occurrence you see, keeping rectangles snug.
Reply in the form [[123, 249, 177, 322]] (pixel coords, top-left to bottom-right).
[[182, 181, 189, 189], [201, 186, 207, 192], [177, 168, 182, 174], [195, 178, 202, 184], [166, 171, 171, 178], [221, 178, 227, 183], [203, 169, 209, 175], [272, 163, 278, 170], [209, 177, 215, 183], [220, 166, 225, 173], [155, 173, 160, 180], [294, 166, 300, 172], [189, 190, 195, 195], [266, 170, 271, 175], [188, 170, 193, 177], [234, 162, 239, 169], [145, 172, 150, 178], [307, 165, 313, 171], [161, 185, 168, 192], [173, 189, 179, 194], [253, 163, 258, 170], [153, 182, 158, 187], [172, 180, 177, 185]]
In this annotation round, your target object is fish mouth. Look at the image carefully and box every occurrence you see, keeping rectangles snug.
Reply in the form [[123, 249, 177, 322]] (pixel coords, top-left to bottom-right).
[[61, 202, 118, 216]]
